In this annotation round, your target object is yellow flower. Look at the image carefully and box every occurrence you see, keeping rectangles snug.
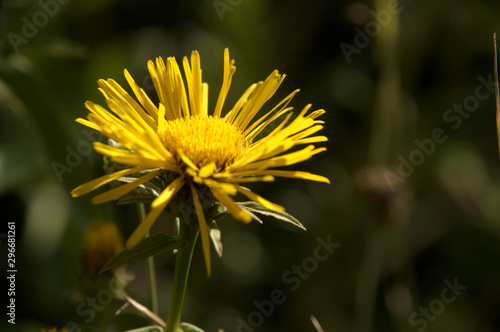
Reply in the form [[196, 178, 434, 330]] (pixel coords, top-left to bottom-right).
[[72, 48, 329, 275], [81, 220, 123, 278]]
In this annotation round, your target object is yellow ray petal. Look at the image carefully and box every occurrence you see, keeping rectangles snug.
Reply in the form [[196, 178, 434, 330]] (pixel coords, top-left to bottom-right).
[[98, 78, 157, 131], [243, 89, 299, 138], [157, 103, 167, 134], [93, 142, 176, 171], [151, 176, 185, 209], [191, 51, 203, 115], [210, 186, 252, 223], [71, 167, 149, 197], [107, 155, 174, 171], [214, 48, 236, 118], [294, 135, 328, 145], [124, 69, 159, 121], [242, 112, 294, 157], [191, 184, 211, 276], [228, 170, 331, 184], [168, 58, 190, 118], [183, 51, 203, 116], [234, 140, 295, 168], [224, 83, 257, 124], [202, 178, 237, 195], [85, 100, 116, 124], [288, 125, 324, 142], [234, 71, 286, 131], [236, 186, 285, 211], [148, 59, 166, 107], [91, 169, 163, 204], [198, 162, 217, 178], [269, 108, 317, 141], [305, 109, 326, 120], [126, 177, 185, 248], [237, 146, 326, 171], [158, 59, 176, 120], [87, 100, 170, 161], [76, 118, 101, 131], [202, 82, 209, 116], [245, 108, 292, 143], [126, 205, 163, 249], [177, 149, 199, 171], [163, 57, 184, 120], [216, 175, 275, 183]]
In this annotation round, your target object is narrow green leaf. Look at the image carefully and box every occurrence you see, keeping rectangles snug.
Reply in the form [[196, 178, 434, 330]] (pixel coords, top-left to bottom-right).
[[494, 33, 500, 159], [208, 220, 223, 257], [240, 209, 263, 224], [207, 202, 228, 221], [118, 175, 163, 197], [174, 217, 181, 237], [236, 201, 306, 230], [100, 233, 185, 273], [117, 196, 156, 205], [124, 325, 163, 332], [178, 322, 205, 332]]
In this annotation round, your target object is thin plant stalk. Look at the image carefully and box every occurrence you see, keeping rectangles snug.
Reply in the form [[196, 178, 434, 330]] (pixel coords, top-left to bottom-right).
[[493, 34, 500, 158], [138, 203, 159, 316], [356, 0, 404, 331], [165, 222, 199, 332]]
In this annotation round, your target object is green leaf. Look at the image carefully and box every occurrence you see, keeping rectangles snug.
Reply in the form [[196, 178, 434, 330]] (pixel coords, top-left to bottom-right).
[[117, 196, 156, 205], [236, 201, 306, 230], [239, 208, 264, 224], [100, 233, 185, 273], [208, 220, 223, 257], [178, 322, 205, 332], [117, 175, 163, 197], [206, 202, 228, 221], [174, 217, 181, 237], [124, 325, 163, 332]]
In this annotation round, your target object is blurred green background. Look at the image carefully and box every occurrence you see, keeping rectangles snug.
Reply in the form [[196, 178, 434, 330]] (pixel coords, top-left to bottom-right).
[[1, 0, 500, 331]]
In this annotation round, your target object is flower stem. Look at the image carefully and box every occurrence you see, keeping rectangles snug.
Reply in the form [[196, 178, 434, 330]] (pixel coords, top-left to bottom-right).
[[138, 203, 159, 316], [165, 222, 199, 332], [147, 255, 159, 315]]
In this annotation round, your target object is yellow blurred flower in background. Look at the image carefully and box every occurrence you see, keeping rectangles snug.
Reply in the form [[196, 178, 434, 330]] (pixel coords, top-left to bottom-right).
[[81, 220, 123, 278]]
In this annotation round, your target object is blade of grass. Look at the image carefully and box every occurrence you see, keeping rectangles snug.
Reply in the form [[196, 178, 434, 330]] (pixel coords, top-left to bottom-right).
[[494, 33, 500, 159]]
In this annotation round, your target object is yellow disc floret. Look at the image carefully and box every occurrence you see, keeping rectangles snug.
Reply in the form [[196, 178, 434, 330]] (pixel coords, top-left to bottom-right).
[[159, 115, 248, 169]]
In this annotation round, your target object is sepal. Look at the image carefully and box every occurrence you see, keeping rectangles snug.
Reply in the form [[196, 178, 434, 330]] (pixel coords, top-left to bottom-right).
[[236, 201, 306, 230]]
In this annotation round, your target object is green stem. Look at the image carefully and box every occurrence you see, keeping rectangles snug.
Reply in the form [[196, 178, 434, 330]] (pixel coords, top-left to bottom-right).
[[165, 223, 199, 332], [147, 255, 159, 315], [138, 203, 159, 316]]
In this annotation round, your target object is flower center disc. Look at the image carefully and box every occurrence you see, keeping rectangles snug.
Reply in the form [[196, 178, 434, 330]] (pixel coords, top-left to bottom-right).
[[159, 115, 247, 169]]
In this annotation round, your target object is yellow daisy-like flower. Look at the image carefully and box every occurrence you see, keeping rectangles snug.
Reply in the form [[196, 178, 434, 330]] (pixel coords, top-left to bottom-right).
[[81, 220, 123, 278], [72, 48, 329, 275]]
